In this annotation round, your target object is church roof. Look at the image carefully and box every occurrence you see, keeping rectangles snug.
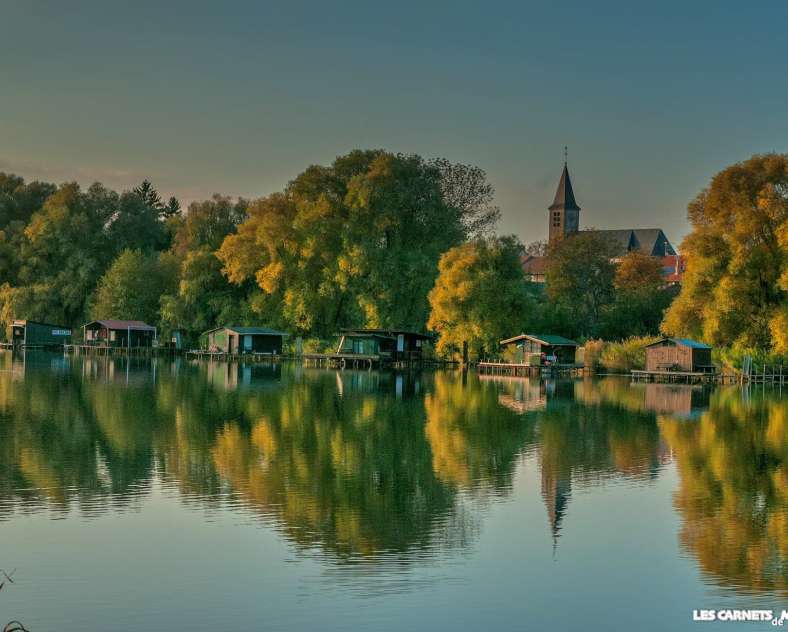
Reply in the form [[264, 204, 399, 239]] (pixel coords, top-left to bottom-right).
[[585, 228, 676, 257], [549, 164, 580, 212]]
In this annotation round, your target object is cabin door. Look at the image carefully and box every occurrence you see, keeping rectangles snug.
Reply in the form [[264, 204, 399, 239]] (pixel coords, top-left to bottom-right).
[[244, 335, 253, 351], [397, 334, 405, 353]]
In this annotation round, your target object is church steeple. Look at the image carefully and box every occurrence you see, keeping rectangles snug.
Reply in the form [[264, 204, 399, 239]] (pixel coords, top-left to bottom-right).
[[548, 150, 581, 241]]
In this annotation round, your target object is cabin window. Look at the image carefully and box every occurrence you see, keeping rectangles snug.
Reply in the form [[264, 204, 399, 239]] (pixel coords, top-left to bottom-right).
[[110, 331, 117, 342], [353, 339, 364, 354]]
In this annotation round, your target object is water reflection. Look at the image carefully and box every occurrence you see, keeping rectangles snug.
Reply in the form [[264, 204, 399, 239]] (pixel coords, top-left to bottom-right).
[[660, 388, 787, 595], [0, 351, 784, 596]]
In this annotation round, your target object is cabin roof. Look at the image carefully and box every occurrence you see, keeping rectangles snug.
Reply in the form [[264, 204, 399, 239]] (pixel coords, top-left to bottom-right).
[[500, 333, 579, 347], [84, 319, 156, 331], [202, 326, 288, 336], [12, 319, 71, 329], [340, 328, 433, 340], [645, 337, 711, 350]]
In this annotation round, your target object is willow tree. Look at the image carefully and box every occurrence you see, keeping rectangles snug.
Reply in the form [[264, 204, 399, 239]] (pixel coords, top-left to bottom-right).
[[427, 236, 533, 359], [662, 154, 788, 351], [217, 150, 499, 336]]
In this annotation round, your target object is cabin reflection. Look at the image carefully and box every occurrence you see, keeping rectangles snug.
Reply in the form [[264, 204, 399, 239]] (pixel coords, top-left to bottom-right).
[[479, 374, 548, 413], [77, 355, 166, 386], [200, 359, 282, 391], [642, 383, 710, 418], [1, 349, 70, 380], [331, 369, 424, 398]]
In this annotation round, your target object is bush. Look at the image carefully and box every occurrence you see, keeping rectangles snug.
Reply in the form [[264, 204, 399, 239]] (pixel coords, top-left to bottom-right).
[[598, 335, 661, 372], [300, 337, 334, 354], [714, 346, 788, 371], [581, 339, 605, 371]]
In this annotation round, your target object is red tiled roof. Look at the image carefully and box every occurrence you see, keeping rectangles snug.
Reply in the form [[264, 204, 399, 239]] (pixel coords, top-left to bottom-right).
[[521, 255, 546, 274]]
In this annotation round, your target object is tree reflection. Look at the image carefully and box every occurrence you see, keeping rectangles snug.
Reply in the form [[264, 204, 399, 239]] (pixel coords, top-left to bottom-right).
[[660, 388, 787, 594], [0, 352, 784, 592]]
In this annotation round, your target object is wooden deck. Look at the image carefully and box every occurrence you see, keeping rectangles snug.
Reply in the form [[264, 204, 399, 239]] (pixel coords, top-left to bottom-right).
[[186, 350, 282, 362], [631, 369, 726, 384], [477, 362, 585, 377]]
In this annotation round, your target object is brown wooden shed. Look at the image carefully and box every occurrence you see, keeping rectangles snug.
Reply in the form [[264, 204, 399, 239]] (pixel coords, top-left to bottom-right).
[[644, 338, 713, 372]]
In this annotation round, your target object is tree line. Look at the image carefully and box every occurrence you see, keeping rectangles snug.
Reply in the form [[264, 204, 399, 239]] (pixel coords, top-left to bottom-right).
[[0, 150, 784, 357]]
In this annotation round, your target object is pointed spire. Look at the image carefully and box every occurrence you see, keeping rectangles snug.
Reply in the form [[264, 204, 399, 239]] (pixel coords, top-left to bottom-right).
[[549, 155, 580, 212]]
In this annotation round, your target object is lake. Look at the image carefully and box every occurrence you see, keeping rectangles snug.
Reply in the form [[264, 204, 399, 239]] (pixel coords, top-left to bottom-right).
[[1, 351, 785, 631]]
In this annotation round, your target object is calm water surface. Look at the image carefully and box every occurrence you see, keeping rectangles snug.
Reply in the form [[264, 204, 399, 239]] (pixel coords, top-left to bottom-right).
[[0, 352, 785, 631]]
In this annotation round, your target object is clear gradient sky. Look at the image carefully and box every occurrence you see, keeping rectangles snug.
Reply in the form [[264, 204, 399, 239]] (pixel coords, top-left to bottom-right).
[[1, 0, 787, 246]]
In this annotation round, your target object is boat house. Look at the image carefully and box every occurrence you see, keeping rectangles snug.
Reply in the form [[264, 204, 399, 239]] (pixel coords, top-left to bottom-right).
[[203, 326, 288, 355], [644, 338, 713, 372], [336, 329, 432, 362], [83, 320, 157, 348], [8, 319, 72, 348], [500, 334, 579, 365]]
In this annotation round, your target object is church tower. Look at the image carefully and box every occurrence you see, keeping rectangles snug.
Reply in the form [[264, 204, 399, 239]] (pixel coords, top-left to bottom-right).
[[548, 154, 581, 241]]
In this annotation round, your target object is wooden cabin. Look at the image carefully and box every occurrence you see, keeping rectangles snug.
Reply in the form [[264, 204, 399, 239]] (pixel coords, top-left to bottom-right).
[[83, 320, 157, 347], [337, 329, 432, 362], [499, 334, 579, 365], [203, 326, 288, 355], [8, 319, 72, 348], [644, 338, 713, 372]]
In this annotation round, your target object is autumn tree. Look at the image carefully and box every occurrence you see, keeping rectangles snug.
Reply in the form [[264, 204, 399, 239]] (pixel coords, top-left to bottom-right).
[[427, 236, 533, 358], [601, 251, 675, 338], [661, 154, 788, 351], [218, 150, 499, 336]]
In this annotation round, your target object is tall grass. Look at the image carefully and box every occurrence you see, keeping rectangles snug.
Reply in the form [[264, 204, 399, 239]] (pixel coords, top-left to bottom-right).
[[581, 336, 662, 372]]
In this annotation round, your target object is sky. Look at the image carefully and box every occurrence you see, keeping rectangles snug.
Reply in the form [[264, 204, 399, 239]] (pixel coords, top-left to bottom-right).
[[1, 0, 787, 246]]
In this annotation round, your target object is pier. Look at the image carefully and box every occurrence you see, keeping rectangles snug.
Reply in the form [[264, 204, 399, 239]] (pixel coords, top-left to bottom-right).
[[477, 362, 585, 377]]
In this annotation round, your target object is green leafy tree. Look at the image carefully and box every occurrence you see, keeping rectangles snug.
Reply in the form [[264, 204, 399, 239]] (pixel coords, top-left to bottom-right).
[[427, 236, 533, 358], [544, 231, 617, 338], [90, 249, 178, 325], [12, 182, 116, 325], [662, 154, 788, 351]]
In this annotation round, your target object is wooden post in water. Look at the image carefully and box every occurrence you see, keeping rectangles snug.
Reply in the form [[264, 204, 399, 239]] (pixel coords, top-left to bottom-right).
[[462, 341, 469, 367]]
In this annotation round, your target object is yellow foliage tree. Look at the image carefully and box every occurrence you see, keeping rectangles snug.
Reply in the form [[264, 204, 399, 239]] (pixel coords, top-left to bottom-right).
[[662, 154, 788, 351], [427, 236, 534, 359]]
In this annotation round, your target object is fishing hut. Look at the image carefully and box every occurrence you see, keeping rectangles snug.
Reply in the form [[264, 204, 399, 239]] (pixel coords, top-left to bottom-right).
[[81, 320, 157, 351], [6, 319, 72, 348], [198, 326, 288, 357], [631, 338, 719, 383], [303, 329, 433, 368], [478, 334, 581, 376]]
